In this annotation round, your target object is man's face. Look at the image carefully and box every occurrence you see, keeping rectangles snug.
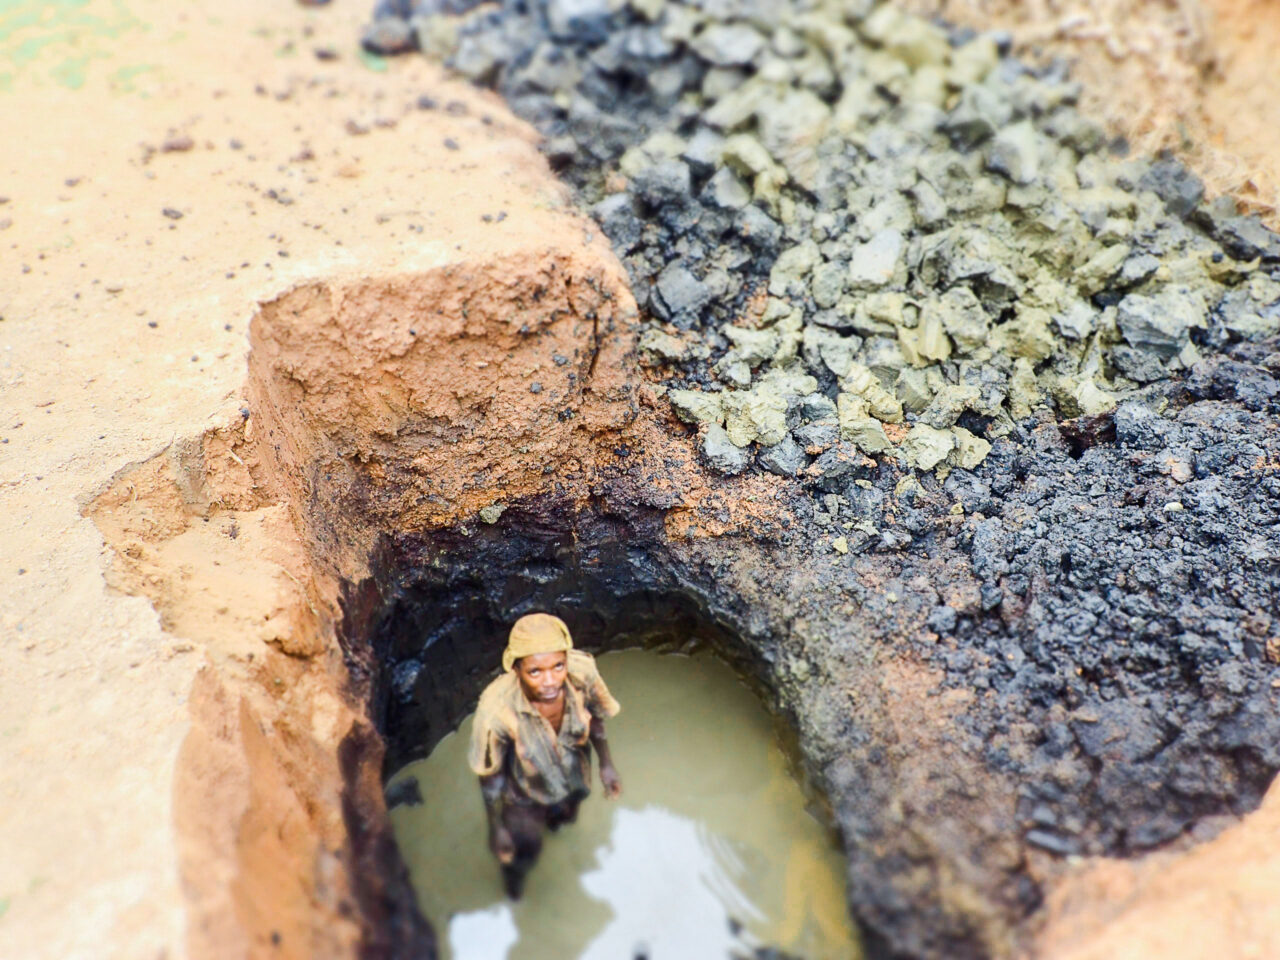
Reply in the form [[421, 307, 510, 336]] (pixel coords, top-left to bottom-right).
[[515, 651, 568, 704]]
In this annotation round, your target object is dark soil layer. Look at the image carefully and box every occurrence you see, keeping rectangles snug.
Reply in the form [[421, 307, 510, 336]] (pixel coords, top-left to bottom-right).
[[351, 2, 1280, 957]]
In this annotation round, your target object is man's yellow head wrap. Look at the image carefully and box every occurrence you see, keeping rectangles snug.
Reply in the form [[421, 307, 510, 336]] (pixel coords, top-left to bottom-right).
[[503, 613, 574, 672]]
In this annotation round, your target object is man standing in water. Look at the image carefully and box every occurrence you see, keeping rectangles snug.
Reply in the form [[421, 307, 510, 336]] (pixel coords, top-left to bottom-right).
[[469, 612, 623, 897]]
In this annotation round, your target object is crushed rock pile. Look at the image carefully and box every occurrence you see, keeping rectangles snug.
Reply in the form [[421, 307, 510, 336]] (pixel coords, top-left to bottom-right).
[[369, 0, 1280, 484]]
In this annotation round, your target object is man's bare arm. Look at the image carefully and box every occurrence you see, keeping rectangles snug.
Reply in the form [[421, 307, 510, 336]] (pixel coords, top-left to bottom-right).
[[589, 717, 622, 799]]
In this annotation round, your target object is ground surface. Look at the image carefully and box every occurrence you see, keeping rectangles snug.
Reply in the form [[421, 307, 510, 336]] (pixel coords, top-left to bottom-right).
[[3, 0, 1280, 958], [0, 1, 593, 956]]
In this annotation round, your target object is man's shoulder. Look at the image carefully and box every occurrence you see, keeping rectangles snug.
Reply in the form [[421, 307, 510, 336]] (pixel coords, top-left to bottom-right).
[[476, 671, 520, 715], [566, 649, 600, 683]]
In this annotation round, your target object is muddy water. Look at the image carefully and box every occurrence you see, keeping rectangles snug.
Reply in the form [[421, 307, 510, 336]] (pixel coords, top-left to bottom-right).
[[386, 649, 861, 960]]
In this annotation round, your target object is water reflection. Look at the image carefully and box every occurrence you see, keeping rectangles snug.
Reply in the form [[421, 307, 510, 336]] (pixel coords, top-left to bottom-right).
[[387, 649, 861, 960]]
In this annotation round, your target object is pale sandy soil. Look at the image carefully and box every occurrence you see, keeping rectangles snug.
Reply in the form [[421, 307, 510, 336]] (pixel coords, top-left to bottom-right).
[[907, 0, 1280, 222], [0, 2, 591, 957], [3, 1, 1280, 958]]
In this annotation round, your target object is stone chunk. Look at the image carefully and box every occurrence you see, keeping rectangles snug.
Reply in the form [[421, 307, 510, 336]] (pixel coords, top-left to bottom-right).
[[1117, 290, 1208, 358], [898, 313, 952, 367], [838, 401, 893, 454], [930, 287, 989, 354], [722, 324, 778, 365], [362, 17, 417, 55], [668, 389, 723, 426], [811, 260, 847, 308], [547, 0, 612, 43], [703, 166, 751, 209], [701, 423, 751, 474], [757, 88, 831, 190], [900, 424, 956, 470], [758, 433, 807, 476], [640, 328, 711, 363], [653, 261, 712, 325], [692, 23, 765, 66], [948, 426, 991, 470], [987, 120, 1040, 185], [848, 229, 904, 289], [723, 388, 789, 447], [842, 362, 904, 423], [921, 384, 980, 428], [1139, 157, 1204, 220], [631, 158, 691, 207]]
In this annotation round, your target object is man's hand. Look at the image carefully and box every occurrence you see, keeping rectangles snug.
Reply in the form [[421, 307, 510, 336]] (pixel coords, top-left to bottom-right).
[[600, 763, 622, 799], [490, 825, 516, 864]]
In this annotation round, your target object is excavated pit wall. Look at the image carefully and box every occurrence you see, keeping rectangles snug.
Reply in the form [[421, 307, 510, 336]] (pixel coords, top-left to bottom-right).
[[347, 0, 1280, 955], [83, 7, 1280, 950], [233, 240, 1037, 957]]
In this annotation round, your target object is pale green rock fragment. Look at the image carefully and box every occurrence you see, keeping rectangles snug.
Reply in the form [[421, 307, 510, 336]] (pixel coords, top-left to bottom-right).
[[895, 367, 933, 413], [811, 260, 847, 309], [1053, 301, 1095, 341], [949, 35, 998, 85], [771, 310, 804, 364], [930, 286, 989, 354], [722, 133, 777, 176], [832, 76, 881, 135], [723, 387, 789, 447], [722, 324, 778, 364], [987, 120, 1040, 185], [716, 359, 752, 388], [756, 363, 819, 401], [692, 23, 766, 66], [838, 395, 893, 453], [757, 87, 831, 191], [921, 383, 981, 428], [668, 389, 725, 426], [804, 325, 859, 378], [705, 79, 770, 130], [619, 131, 685, 177], [1077, 243, 1131, 293], [900, 424, 956, 470], [762, 297, 794, 324], [898, 312, 953, 367], [948, 427, 991, 470], [1008, 357, 1042, 420], [861, 338, 908, 391], [992, 307, 1057, 362], [906, 64, 948, 108], [842, 362, 904, 423], [478, 504, 507, 524], [848, 228, 905, 289], [768, 239, 821, 296], [640, 328, 711, 362], [1072, 377, 1117, 416], [861, 6, 950, 69]]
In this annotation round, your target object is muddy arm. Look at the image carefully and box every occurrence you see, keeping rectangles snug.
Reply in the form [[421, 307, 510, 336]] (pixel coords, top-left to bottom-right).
[[589, 716, 622, 798], [479, 772, 514, 863]]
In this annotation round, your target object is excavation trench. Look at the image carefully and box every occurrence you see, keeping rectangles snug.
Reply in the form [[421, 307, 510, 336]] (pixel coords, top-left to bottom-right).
[[91, 202, 1278, 960], [231, 263, 1038, 960], [340, 506, 862, 957]]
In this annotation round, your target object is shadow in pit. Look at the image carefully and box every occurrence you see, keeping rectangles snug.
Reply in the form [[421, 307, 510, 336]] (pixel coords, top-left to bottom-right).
[[334, 495, 864, 960]]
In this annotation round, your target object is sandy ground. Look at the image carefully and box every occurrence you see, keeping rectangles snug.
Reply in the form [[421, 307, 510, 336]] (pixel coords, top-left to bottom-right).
[[3, 0, 1280, 957], [908, 0, 1280, 222], [0, 2, 585, 956]]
